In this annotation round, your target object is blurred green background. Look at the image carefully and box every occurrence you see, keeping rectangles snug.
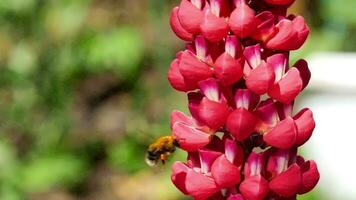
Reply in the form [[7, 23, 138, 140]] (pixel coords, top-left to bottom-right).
[[0, 0, 353, 199]]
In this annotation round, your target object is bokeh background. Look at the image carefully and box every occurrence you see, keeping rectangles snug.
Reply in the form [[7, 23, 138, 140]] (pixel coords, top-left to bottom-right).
[[0, 0, 355, 200]]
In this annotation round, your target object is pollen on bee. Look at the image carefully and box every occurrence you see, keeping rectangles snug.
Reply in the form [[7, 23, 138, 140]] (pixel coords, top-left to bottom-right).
[[145, 135, 178, 167]]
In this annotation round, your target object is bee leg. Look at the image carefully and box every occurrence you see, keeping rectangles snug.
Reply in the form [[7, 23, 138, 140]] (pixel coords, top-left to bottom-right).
[[160, 154, 167, 165]]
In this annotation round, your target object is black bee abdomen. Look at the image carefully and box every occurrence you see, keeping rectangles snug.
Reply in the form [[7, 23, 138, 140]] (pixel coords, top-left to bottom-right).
[[147, 150, 159, 161]]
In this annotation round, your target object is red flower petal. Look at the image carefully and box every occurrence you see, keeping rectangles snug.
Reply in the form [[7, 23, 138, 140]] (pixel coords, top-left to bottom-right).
[[173, 122, 211, 151], [298, 160, 320, 194], [293, 108, 315, 146], [179, 50, 213, 89], [290, 16, 309, 50], [168, 58, 192, 92], [269, 164, 302, 197], [265, 19, 298, 51], [228, 2, 257, 38], [224, 139, 244, 166], [177, 0, 203, 34], [208, 192, 225, 200], [171, 162, 190, 195], [251, 11, 276, 42], [225, 35, 243, 58], [170, 7, 194, 41], [234, 89, 260, 110], [263, 117, 297, 149], [239, 175, 269, 200], [227, 194, 245, 200], [170, 110, 194, 129], [187, 151, 201, 168], [226, 108, 258, 141], [199, 78, 220, 102], [268, 67, 303, 103], [246, 61, 275, 95], [244, 152, 265, 178], [266, 151, 283, 179], [293, 59, 311, 90], [214, 52, 243, 85], [198, 97, 230, 130], [200, 8, 229, 42], [266, 53, 288, 82], [264, 0, 295, 5], [211, 155, 241, 188], [254, 99, 279, 130], [275, 101, 294, 120], [243, 44, 261, 70], [199, 149, 223, 174], [188, 92, 204, 123], [186, 170, 219, 200]]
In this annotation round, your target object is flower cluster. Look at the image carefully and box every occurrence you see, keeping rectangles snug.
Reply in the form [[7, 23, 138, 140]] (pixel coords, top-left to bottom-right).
[[167, 0, 319, 199]]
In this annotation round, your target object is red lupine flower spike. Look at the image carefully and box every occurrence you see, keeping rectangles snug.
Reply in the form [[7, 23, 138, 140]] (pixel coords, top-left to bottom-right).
[[166, 0, 319, 198]]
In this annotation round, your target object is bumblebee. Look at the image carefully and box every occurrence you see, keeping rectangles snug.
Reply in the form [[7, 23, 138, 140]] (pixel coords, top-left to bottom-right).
[[145, 135, 179, 167]]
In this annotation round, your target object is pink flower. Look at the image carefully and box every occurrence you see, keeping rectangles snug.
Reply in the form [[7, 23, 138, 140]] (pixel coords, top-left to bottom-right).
[[239, 151, 269, 200], [226, 89, 259, 141], [293, 108, 316, 146], [171, 151, 221, 200], [229, 0, 257, 38], [267, 53, 304, 103], [172, 138, 244, 199], [200, 0, 229, 42], [254, 99, 297, 149], [255, 99, 315, 149], [265, 149, 320, 198], [168, 36, 213, 91], [164, 0, 319, 199], [251, 11, 276, 42], [214, 35, 243, 86], [243, 44, 275, 95], [264, 16, 310, 51], [211, 138, 244, 188], [243, 45, 311, 103], [188, 78, 231, 131], [177, 0, 204, 34], [296, 156, 320, 194], [171, 110, 213, 151], [266, 148, 302, 197], [170, 7, 194, 41]]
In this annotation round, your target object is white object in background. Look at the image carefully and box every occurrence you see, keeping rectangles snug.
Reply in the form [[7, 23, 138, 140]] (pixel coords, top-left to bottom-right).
[[307, 52, 356, 92], [299, 52, 356, 200]]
